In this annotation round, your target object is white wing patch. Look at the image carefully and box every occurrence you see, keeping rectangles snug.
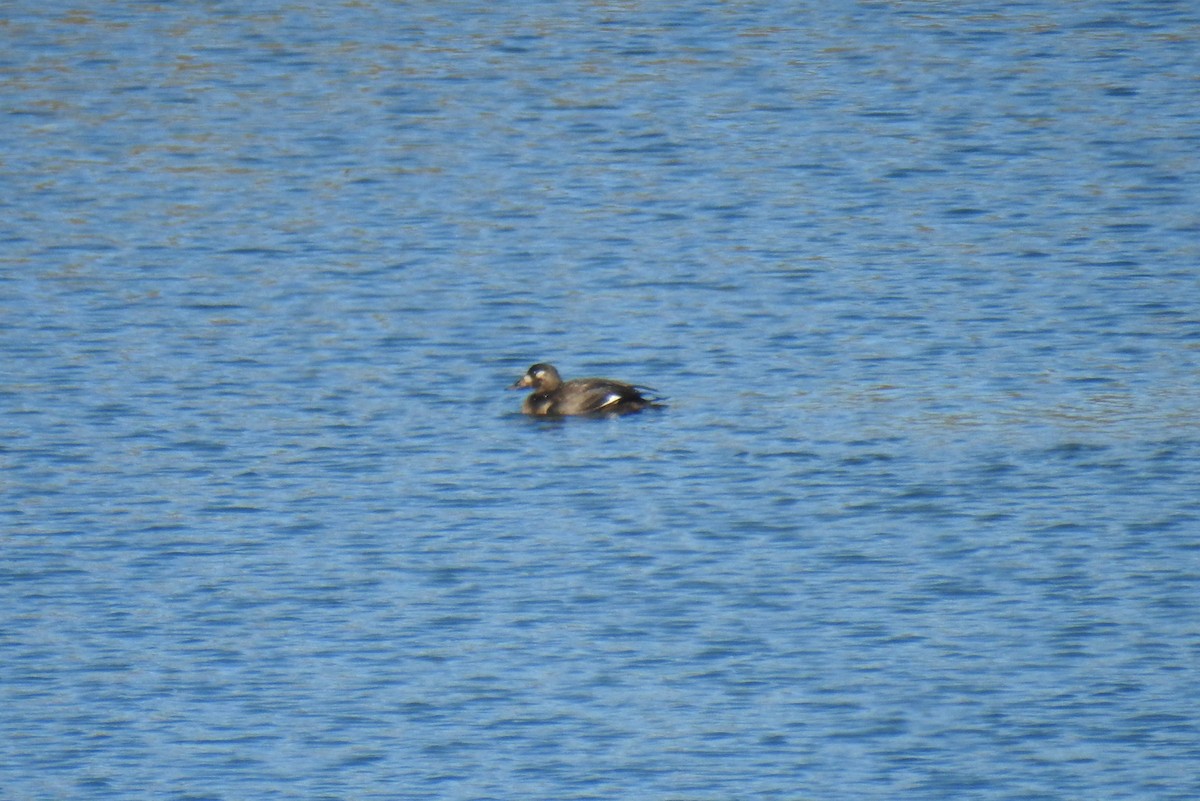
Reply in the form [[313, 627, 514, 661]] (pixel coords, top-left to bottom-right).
[[596, 392, 622, 409]]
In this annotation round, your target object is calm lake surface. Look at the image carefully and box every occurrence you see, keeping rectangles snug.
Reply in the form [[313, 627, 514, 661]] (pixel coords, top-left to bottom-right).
[[3, 2, 1199, 799]]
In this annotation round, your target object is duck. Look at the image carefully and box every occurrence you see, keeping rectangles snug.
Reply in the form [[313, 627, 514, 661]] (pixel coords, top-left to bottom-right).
[[508, 363, 664, 416]]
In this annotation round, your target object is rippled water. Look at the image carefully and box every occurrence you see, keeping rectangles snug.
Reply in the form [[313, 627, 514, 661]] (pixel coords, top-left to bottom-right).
[[3, 2, 1199, 799]]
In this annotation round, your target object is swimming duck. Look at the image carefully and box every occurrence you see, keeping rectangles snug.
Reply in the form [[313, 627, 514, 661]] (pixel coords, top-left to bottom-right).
[[508, 363, 663, 416]]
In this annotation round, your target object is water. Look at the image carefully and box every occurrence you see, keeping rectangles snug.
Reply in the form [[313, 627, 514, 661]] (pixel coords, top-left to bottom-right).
[[3, 2, 1199, 799]]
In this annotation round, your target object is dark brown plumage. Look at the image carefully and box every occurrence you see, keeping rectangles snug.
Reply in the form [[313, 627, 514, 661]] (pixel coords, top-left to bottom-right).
[[508, 363, 663, 417]]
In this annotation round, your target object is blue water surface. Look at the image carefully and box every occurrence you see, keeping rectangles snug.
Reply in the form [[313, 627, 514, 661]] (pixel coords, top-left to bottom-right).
[[3, 2, 1199, 799]]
